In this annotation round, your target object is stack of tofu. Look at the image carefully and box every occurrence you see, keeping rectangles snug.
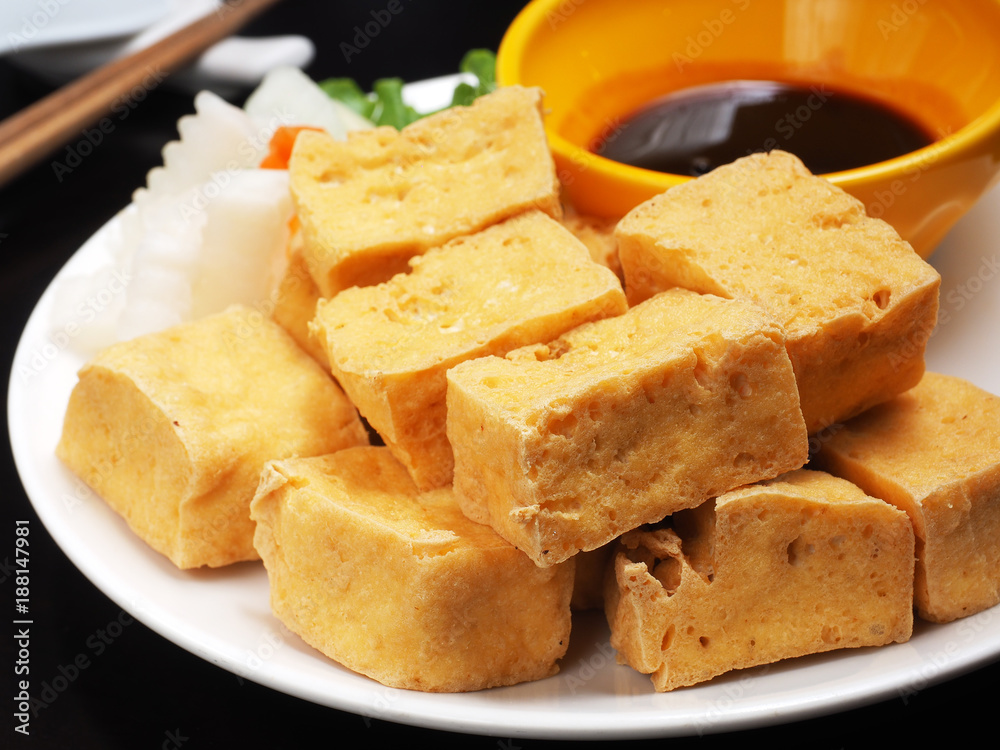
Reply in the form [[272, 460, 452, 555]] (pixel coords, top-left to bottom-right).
[[57, 85, 1000, 694]]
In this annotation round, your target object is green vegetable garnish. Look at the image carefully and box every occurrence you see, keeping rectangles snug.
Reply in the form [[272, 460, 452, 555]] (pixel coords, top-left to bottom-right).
[[451, 49, 498, 107], [317, 49, 498, 130], [370, 78, 422, 129], [317, 78, 375, 119]]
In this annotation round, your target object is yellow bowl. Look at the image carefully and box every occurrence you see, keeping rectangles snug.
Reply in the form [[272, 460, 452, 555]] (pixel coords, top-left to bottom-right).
[[497, 0, 1000, 259]]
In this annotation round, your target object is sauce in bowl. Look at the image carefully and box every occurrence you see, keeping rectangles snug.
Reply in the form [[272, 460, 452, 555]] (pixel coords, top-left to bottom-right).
[[592, 80, 936, 177]]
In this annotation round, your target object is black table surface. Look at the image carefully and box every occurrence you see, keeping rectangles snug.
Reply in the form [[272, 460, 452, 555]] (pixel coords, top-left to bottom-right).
[[2, 1, 997, 747]]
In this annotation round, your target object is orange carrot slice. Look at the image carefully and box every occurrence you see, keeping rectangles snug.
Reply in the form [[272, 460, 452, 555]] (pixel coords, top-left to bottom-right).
[[260, 125, 322, 170]]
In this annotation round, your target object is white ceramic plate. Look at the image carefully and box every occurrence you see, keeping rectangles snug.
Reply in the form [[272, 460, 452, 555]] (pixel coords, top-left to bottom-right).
[[9, 77, 1000, 740]]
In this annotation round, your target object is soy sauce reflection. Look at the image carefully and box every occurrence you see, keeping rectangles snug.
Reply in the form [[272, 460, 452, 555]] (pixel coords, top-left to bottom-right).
[[593, 80, 936, 177]]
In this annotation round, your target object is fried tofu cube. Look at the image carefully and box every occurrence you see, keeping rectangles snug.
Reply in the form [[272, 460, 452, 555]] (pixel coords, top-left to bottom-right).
[[311, 210, 627, 490], [570, 544, 615, 611], [446, 288, 809, 567], [56, 306, 368, 569], [605, 469, 914, 691], [815, 371, 1000, 623], [615, 150, 941, 433], [289, 85, 561, 297], [559, 204, 623, 280], [271, 229, 328, 368], [250, 447, 574, 692]]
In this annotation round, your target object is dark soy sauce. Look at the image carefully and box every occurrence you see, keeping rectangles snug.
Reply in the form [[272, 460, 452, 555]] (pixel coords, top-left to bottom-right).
[[594, 80, 936, 176]]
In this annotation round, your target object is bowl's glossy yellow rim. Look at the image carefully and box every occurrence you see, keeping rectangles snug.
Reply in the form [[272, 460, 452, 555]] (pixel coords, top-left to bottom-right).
[[496, 0, 1000, 193]]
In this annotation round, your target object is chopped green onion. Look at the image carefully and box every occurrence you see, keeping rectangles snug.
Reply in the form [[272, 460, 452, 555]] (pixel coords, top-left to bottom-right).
[[318, 49, 499, 130]]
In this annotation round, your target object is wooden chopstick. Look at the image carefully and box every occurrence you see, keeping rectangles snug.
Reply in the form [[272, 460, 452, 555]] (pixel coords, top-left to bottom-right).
[[0, 0, 282, 187]]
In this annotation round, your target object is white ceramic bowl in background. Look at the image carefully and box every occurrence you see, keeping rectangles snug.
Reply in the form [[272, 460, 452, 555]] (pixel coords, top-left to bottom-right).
[[1, 0, 314, 95]]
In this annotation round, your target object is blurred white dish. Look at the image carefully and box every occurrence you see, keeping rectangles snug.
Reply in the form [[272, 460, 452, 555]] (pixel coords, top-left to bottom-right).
[[4, 0, 313, 94], [0, 0, 170, 54]]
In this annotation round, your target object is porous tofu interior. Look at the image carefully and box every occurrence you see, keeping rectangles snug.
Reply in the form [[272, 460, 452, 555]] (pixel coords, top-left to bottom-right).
[[447, 288, 808, 565], [55, 306, 368, 569], [281, 449, 510, 553], [819, 372, 1000, 501], [289, 85, 561, 294], [559, 204, 623, 279], [313, 210, 624, 375], [608, 469, 914, 691], [617, 150, 938, 334], [250, 448, 574, 692], [466, 288, 789, 427], [814, 372, 1000, 623]]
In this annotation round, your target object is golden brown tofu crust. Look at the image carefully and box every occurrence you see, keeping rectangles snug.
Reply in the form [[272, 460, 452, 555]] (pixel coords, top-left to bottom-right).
[[605, 469, 914, 691], [250, 447, 574, 692], [615, 150, 941, 432], [311, 210, 626, 491], [559, 204, 623, 280], [270, 228, 329, 369], [56, 306, 368, 568], [815, 371, 1000, 623], [290, 85, 561, 297], [447, 288, 809, 567]]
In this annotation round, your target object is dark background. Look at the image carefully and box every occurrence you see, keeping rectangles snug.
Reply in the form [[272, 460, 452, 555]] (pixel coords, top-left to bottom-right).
[[1, 0, 996, 747]]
